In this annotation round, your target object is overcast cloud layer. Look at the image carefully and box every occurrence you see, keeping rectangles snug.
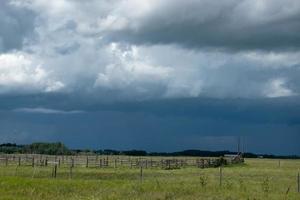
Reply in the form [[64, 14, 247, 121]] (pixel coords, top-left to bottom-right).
[[0, 0, 299, 99], [1, 0, 300, 154]]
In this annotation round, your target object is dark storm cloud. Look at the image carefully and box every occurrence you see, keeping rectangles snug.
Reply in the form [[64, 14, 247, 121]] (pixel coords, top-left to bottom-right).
[[1, 0, 299, 98], [105, 0, 300, 51], [0, 1, 36, 52], [0, 0, 300, 155], [1, 93, 300, 126], [0, 95, 299, 154]]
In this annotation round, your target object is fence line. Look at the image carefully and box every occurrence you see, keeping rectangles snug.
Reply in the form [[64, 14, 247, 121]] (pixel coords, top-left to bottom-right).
[[0, 154, 244, 169]]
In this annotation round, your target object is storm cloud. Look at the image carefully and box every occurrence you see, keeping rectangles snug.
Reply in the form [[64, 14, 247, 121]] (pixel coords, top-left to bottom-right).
[[0, 0, 300, 154], [0, 1, 36, 52], [0, 0, 299, 99], [105, 0, 300, 51]]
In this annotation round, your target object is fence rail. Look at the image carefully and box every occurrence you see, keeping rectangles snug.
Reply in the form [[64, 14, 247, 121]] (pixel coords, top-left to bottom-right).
[[0, 154, 243, 169]]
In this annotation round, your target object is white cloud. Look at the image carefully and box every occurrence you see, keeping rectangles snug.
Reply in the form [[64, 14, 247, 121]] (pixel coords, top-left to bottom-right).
[[13, 107, 84, 114], [94, 43, 172, 98], [243, 52, 300, 69], [0, 0, 299, 99], [0, 52, 64, 94], [264, 78, 295, 98]]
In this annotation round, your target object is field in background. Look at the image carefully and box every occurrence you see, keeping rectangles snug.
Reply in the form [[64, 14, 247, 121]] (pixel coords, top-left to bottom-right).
[[0, 157, 299, 200]]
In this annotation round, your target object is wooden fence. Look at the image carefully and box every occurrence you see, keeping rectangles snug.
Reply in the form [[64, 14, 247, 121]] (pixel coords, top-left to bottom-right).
[[0, 154, 244, 169]]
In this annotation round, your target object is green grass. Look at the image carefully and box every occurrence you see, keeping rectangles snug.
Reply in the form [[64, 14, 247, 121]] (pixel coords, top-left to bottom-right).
[[0, 158, 299, 199]]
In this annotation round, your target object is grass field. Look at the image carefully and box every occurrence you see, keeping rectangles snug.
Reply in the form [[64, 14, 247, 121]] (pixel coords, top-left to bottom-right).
[[0, 158, 299, 200]]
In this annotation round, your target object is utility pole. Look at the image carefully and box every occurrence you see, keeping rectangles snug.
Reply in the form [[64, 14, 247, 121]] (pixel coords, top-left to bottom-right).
[[242, 136, 245, 155], [240, 136, 246, 156], [237, 136, 241, 155]]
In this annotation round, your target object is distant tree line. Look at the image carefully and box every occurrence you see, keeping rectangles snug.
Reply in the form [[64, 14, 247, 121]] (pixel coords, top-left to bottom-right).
[[0, 142, 299, 159], [0, 142, 72, 155]]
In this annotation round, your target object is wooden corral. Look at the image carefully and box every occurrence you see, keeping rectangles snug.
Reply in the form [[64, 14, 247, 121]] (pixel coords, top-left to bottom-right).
[[0, 154, 243, 169]]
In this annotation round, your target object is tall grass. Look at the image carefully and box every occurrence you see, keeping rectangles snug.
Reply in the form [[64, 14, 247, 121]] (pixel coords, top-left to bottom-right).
[[0, 158, 299, 199]]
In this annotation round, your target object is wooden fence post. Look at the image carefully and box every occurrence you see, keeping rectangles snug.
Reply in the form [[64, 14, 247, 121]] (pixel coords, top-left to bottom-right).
[[145, 160, 148, 169], [140, 165, 143, 183], [99, 159, 102, 168], [69, 165, 73, 179], [297, 172, 299, 193], [5, 156, 8, 166], [32, 157, 35, 168], [18, 156, 21, 166], [86, 156, 89, 168], [219, 166, 223, 187], [71, 157, 74, 168], [54, 164, 57, 178]]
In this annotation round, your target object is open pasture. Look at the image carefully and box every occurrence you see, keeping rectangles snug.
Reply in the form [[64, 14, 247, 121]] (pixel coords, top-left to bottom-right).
[[0, 156, 299, 200]]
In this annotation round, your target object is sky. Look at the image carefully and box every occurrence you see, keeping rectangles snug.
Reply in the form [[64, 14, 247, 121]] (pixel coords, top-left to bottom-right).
[[0, 0, 300, 155]]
